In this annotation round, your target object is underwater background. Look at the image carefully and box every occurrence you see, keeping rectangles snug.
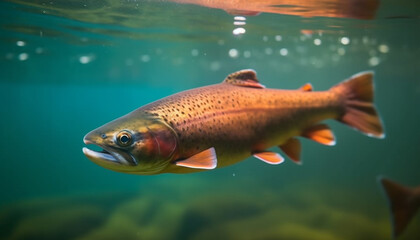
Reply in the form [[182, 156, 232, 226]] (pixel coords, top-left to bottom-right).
[[1, 0, 419, 239]]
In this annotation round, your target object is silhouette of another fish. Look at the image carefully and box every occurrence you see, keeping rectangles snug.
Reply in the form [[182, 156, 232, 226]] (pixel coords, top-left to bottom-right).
[[171, 0, 380, 19], [379, 177, 420, 239]]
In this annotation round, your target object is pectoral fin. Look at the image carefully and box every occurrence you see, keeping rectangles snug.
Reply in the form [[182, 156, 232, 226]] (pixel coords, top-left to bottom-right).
[[279, 138, 302, 164], [175, 147, 217, 169], [253, 151, 284, 165], [302, 124, 336, 146]]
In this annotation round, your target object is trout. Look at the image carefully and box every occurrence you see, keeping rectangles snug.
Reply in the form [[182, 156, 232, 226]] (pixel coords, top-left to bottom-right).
[[83, 69, 385, 175]]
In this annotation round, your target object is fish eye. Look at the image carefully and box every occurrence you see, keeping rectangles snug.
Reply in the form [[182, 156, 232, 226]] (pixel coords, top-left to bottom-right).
[[116, 131, 132, 147]]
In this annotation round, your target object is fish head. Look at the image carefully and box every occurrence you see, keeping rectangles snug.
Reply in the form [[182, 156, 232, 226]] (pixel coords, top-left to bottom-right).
[[83, 112, 178, 174]]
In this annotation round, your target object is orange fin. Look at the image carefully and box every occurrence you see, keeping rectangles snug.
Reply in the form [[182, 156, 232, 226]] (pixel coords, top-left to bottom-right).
[[224, 69, 265, 89], [253, 151, 284, 165], [379, 177, 419, 238], [175, 147, 217, 169], [279, 138, 301, 164], [302, 124, 336, 146], [299, 83, 313, 92], [331, 71, 385, 138]]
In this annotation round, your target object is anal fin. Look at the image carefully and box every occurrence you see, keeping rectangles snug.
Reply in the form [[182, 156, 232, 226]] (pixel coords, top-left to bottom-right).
[[279, 138, 302, 164], [175, 147, 217, 169], [253, 151, 284, 165], [302, 124, 336, 146]]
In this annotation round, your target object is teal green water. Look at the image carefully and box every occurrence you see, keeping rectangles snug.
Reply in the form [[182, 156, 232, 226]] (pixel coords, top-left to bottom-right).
[[1, 0, 420, 239]]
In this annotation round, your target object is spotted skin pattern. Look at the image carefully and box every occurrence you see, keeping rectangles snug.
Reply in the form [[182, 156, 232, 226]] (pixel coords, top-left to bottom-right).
[[143, 81, 341, 173]]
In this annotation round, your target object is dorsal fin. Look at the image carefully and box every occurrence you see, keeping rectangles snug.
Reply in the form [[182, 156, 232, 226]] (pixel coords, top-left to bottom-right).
[[299, 83, 313, 91], [223, 69, 265, 89]]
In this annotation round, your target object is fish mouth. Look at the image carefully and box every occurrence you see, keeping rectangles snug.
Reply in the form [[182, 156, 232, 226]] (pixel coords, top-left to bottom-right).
[[83, 138, 137, 167]]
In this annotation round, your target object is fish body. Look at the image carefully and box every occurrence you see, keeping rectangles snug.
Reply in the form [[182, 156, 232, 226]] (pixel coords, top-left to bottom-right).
[[83, 69, 384, 175], [379, 177, 420, 239]]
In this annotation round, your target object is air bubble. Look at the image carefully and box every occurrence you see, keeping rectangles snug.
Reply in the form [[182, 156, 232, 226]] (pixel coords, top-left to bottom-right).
[[18, 53, 28, 61], [279, 48, 288, 56], [228, 49, 239, 58], [233, 27, 246, 35], [368, 56, 380, 66], [191, 49, 199, 56], [16, 41, 26, 47], [378, 44, 389, 53], [140, 55, 150, 62], [340, 37, 350, 45]]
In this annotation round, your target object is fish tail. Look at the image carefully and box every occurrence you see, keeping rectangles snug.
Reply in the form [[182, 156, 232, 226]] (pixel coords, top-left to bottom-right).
[[331, 71, 385, 138], [379, 177, 419, 239]]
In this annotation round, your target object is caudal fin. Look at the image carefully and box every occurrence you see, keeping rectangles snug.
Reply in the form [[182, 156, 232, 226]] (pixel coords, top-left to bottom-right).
[[379, 177, 419, 239], [331, 71, 385, 138]]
